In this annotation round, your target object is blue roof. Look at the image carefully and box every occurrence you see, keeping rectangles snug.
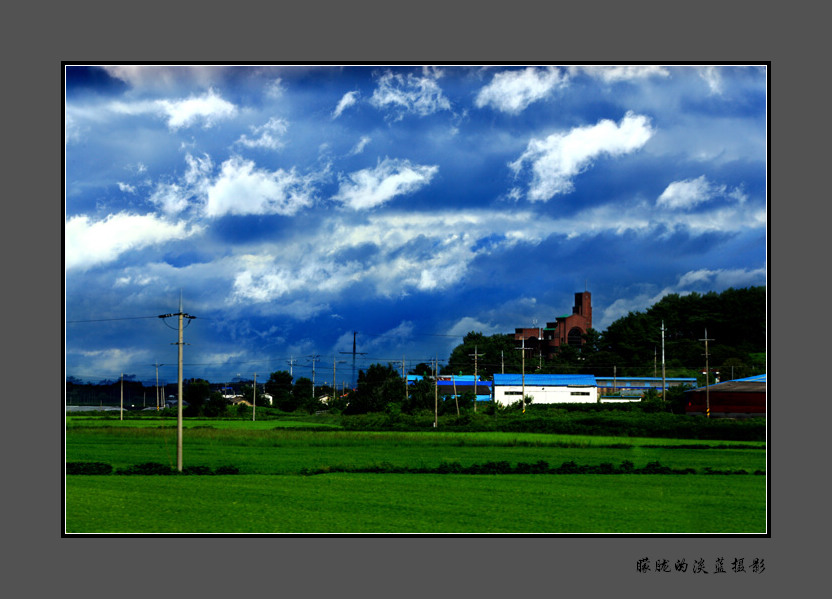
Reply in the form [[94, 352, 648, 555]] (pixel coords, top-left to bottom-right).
[[407, 375, 487, 384], [595, 376, 696, 382], [493, 374, 597, 387], [733, 374, 766, 383]]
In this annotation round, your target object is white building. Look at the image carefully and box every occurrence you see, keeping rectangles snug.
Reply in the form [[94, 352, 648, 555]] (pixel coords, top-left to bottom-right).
[[492, 374, 598, 406]]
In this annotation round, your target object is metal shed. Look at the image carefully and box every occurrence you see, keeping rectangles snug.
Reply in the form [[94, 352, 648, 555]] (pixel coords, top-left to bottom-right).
[[684, 374, 766, 418], [492, 373, 598, 405]]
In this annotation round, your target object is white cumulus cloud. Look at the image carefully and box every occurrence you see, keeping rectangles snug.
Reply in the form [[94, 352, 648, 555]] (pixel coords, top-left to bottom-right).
[[101, 65, 231, 91], [65, 213, 201, 271], [148, 153, 213, 215], [349, 136, 371, 156], [235, 117, 289, 150], [571, 65, 671, 83], [333, 91, 359, 118], [657, 175, 746, 210], [204, 156, 318, 217], [699, 66, 723, 95], [108, 88, 236, 130], [475, 66, 567, 114], [509, 112, 654, 201], [370, 67, 451, 120], [157, 88, 237, 129], [333, 158, 438, 210]]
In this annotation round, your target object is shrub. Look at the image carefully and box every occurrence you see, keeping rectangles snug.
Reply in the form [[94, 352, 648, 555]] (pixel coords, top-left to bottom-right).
[[182, 465, 213, 475], [117, 462, 176, 475], [214, 465, 240, 475], [66, 462, 113, 475]]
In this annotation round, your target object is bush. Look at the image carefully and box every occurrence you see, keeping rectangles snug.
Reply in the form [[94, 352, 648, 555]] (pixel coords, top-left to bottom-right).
[[182, 465, 213, 475], [117, 462, 176, 475], [214, 465, 240, 475], [66, 462, 113, 475]]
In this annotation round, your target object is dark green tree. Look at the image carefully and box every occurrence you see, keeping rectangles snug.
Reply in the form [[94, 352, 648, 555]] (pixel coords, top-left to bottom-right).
[[184, 378, 211, 415], [403, 377, 435, 414], [345, 363, 403, 414], [265, 370, 297, 411], [291, 377, 314, 412], [202, 390, 228, 417]]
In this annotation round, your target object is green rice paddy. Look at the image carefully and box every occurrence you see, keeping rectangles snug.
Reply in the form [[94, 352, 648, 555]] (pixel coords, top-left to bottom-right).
[[64, 416, 767, 534]]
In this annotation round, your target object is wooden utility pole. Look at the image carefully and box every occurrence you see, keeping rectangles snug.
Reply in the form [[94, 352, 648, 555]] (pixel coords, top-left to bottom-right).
[[452, 375, 459, 416], [469, 345, 484, 413], [308, 354, 321, 399], [333, 357, 346, 405], [402, 356, 408, 404], [700, 329, 715, 418], [154, 362, 162, 410], [252, 372, 257, 422], [340, 331, 367, 389], [433, 356, 439, 428], [159, 293, 195, 472], [120, 373, 123, 421], [661, 321, 667, 400], [515, 338, 526, 413]]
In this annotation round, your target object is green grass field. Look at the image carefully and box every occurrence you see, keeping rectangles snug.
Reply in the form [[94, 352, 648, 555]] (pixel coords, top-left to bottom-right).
[[64, 416, 767, 534]]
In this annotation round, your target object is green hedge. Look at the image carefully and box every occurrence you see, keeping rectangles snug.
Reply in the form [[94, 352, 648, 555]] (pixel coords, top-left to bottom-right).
[[66, 462, 240, 475], [299, 460, 763, 476], [339, 410, 765, 441]]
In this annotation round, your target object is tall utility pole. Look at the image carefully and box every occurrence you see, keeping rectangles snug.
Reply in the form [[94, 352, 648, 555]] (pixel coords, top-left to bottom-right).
[[308, 354, 321, 399], [433, 356, 439, 428], [402, 356, 408, 404], [340, 331, 367, 389], [333, 357, 346, 403], [700, 329, 715, 418], [515, 338, 526, 413], [469, 345, 484, 413], [661, 321, 667, 400], [287, 357, 297, 377], [154, 362, 163, 410], [452, 374, 459, 416], [120, 373, 124, 421], [252, 373, 257, 422], [159, 293, 196, 472]]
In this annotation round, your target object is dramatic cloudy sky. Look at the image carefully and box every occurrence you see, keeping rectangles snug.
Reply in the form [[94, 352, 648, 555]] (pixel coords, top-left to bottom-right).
[[64, 64, 767, 386]]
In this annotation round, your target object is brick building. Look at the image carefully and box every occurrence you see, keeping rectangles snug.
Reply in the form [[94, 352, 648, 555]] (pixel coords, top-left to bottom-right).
[[515, 291, 592, 360]]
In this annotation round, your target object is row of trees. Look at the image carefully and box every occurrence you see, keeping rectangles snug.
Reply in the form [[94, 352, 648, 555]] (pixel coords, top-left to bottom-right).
[[67, 287, 765, 416], [441, 286, 765, 381]]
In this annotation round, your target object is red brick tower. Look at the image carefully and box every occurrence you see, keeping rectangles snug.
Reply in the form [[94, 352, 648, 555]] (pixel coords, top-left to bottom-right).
[[515, 291, 593, 360]]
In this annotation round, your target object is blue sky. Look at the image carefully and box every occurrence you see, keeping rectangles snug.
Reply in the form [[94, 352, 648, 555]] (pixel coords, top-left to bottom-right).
[[64, 64, 767, 386]]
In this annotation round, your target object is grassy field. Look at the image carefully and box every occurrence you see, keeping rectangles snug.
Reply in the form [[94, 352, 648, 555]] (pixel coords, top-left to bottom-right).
[[65, 474, 765, 534], [64, 415, 767, 534]]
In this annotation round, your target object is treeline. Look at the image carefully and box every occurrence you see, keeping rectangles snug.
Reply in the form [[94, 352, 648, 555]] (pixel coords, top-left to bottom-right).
[[66, 286, 765, 416], [442, 286, 766, 381]]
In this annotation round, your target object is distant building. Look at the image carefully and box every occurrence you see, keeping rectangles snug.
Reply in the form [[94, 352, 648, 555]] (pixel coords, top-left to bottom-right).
[[685, 374, 766, 418], [493, 373, 598, 405], [596, 376, 697, 399], [515, 291, 592, 359], [164, 398, 190, 409], [407, 374, 492, 401]]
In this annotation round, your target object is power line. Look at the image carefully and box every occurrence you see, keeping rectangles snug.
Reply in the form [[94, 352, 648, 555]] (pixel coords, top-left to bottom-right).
[[66, 315, 160, 323]]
